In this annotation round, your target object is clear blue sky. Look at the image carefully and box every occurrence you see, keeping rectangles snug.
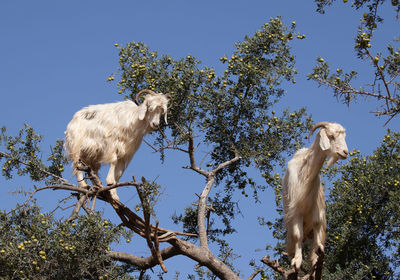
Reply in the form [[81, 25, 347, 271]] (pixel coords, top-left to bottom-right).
[[0, 0, 399, 278]]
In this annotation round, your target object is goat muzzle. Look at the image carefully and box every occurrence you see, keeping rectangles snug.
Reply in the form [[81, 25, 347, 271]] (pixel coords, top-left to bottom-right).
[[337, 150, 348, 159]]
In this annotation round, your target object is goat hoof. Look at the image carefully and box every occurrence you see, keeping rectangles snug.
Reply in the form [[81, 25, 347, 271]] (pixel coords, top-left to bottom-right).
[[291, 257, 302, 271]]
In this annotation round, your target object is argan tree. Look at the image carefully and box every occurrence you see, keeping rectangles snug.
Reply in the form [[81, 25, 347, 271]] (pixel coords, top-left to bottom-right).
[[322, 130, 400, 279], [0, 18, 314, 279]]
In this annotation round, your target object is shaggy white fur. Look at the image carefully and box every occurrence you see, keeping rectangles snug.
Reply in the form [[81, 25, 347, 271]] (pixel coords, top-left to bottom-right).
[[282, 122, 348, 270], [65, 89, 172, 201]]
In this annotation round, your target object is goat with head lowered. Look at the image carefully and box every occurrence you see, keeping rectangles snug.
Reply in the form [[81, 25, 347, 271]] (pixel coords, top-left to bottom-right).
[[282, 121, 348, 272], [65, 89, 172, 201]]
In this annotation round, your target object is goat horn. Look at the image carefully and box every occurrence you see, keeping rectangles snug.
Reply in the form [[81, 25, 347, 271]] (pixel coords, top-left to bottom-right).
[[308, 121, 330, 142], [164, 93, 173, 109], [135, 89, 157, 105]]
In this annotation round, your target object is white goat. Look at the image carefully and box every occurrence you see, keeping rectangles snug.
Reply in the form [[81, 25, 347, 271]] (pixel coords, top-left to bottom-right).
[[65, 89, 172, 201], [282, 121, 348, 271]]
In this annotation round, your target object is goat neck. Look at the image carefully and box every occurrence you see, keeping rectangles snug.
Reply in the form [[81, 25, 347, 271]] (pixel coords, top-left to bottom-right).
[[304, 134, 327, 183]]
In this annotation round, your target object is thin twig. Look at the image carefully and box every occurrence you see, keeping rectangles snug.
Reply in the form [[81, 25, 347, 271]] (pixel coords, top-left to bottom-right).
[[49, 203, 75, 215], [366, 49, 393, 109], [154, 221, 168, 273], [261, 255, 290, 275], [67, 194, 88, 222], [21, 184, 89, 210], [247, 270, 262, 280], [91, 195, 97, 212]]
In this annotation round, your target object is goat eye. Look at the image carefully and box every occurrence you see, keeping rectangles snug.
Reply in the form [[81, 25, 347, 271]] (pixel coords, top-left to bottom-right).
[[328, 135, 335, 140]]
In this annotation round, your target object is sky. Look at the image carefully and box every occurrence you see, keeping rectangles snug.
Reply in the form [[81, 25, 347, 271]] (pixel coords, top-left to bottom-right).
[[0, 0, 399, 278]]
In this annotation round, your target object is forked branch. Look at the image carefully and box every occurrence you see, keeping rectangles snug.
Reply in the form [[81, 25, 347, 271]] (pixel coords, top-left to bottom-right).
[[262, 250, 324, 280]]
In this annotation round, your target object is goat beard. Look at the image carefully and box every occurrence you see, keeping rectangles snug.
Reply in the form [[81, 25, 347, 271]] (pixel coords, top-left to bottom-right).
[[326, 156, 339, 168]]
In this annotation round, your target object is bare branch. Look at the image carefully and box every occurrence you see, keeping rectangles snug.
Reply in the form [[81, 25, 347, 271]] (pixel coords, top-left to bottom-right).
[[81, 202, 94, 216], [262, 250, 325, 280], [21, 184, 89, 209], [49, 203, 75, 215], [187, 133, 208, 176], [144, 138, 189, 154], [154, 221, 168, 273], [197, 177, 215, 249], [67, 194, 88, 222], [211, 155, 242, 175], [261, 255, 293, 276], [91, 195, 97, 212], [365, 49, 392, 103], [317, 77, 396, 103], [143, 125, 191, 155], [247, 270, 262, 280], [168, 238, 241, 280], [108, 246, 180, 270], [187, 136, 243, 249], [16, 173, 196, 240]]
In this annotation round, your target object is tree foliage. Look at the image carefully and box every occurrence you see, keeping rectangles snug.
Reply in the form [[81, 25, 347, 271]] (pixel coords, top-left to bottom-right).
[[0, 203, 134, 279], [308, 0, 400, 123], [322, 130, 400, 279], [0, 124, 68, 184], [110, 17, 312, 239]]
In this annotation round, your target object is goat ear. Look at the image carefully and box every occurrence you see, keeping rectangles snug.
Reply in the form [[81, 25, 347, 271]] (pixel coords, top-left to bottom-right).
[[319, 129, 330, 151], [138, 101, 147, 120]]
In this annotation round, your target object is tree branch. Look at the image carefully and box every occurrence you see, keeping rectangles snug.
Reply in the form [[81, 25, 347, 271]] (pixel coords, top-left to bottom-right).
[[67, 193, 88, 222], [168, 238, 241, 280], [197, 176, 215, 249], [18, 174, 197, 239], [187, 132, 208, 176], [6, 146, 242, 279], [154, 221, 168, 273], [108, 223, 242, 280], [247, 270, 262, 280], [261, 255, 295, 278], [108, 246, 180, 270], [135, 179, 168, 273], [365, 49, 393, 109], [262, 250, 324, 280], [212, 155, 242, 174]]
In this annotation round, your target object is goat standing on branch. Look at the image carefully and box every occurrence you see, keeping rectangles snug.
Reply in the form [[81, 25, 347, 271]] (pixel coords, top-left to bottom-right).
[[282, 121, 348, 273], [65, 89, 172, 201]]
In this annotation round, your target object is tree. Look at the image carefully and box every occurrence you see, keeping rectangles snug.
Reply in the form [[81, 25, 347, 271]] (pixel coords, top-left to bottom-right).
[[323, 130, 400, 279], [308, 0, 400, 124], [0, 18, 313, 279]]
